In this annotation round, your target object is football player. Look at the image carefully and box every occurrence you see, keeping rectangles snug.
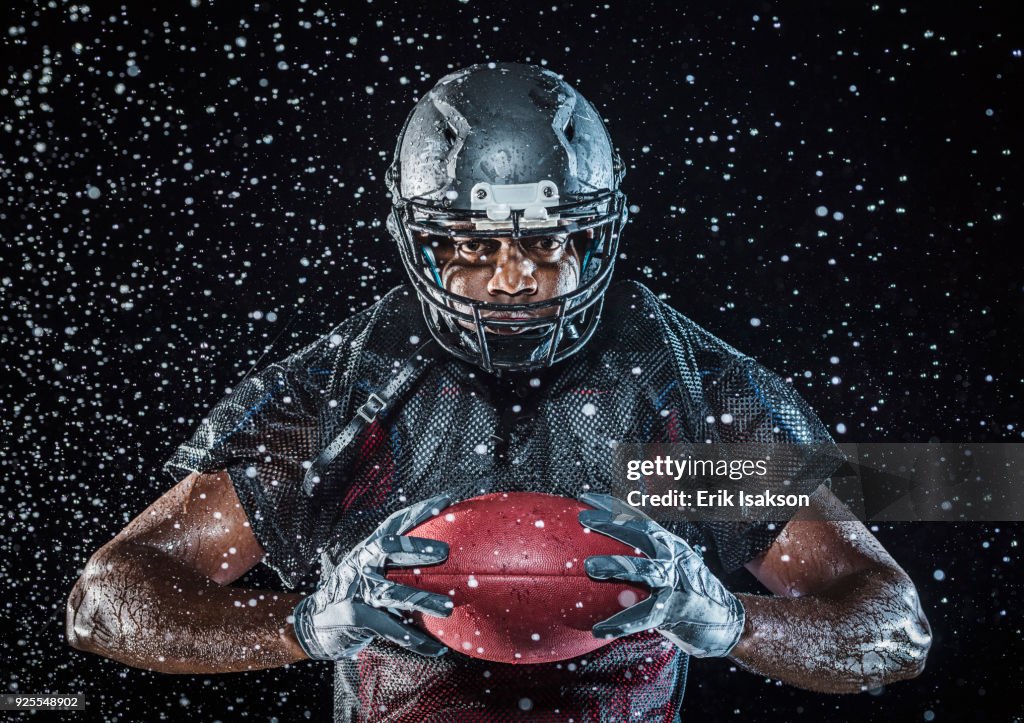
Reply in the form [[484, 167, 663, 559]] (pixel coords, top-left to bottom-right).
[[68, 63, 931, 722]]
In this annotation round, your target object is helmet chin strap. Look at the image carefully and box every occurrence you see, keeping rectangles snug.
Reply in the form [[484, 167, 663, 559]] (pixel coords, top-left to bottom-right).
[[421, 245, 443, 287], [440, 309, 581, 377]]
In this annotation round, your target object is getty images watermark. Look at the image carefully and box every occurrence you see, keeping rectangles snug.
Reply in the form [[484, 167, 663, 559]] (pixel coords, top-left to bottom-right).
[[612, 442, 1024, 523], [623, 455, 813, 510]]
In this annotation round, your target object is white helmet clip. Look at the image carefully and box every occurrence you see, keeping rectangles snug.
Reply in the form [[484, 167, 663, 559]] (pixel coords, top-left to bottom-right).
[[469, 181, 561, 230]]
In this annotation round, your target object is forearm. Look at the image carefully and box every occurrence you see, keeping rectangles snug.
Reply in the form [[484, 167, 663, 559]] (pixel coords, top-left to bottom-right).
[[728, 568, 932, 693], [67, 542, 308, 673]]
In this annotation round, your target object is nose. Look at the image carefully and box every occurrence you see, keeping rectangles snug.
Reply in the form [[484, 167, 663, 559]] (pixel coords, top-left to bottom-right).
[[487, 242, 538, 297]]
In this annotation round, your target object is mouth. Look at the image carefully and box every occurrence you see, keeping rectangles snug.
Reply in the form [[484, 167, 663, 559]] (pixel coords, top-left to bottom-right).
[[482, 313, 536, 320], [480, 312, 539, 335]]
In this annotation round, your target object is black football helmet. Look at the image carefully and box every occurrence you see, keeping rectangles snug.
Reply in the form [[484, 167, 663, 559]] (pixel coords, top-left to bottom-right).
[[386, 62, 628, 373]]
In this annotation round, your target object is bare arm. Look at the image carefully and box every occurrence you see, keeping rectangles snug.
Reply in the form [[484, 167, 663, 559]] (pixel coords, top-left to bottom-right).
[[66, 471, 309, 673], [729, 487, 932, 693]]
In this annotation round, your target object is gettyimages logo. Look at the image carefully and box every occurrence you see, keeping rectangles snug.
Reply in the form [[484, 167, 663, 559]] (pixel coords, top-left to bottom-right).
[[612, 442, 1024, 523]]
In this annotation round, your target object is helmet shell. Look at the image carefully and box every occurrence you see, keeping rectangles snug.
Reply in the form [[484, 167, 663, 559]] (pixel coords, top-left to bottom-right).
[[391, 62, 619, 205], [386, 63, 627, 373]]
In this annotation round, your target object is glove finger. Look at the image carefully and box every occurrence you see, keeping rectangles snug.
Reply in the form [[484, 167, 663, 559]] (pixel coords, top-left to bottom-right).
[[591, 591, 666, 640], [578, 510, 661, 558], [579, 492, 656, 522], [357, 606, 448, 657], [363, 575, 453, 617], [584, 555, 671, 588], [376, 494, 452, 538], [379, 535, 450, 567]]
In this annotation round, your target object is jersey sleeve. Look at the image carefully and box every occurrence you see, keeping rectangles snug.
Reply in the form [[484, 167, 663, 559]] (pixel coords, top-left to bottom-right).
[[698, 355, 840, 574], [162, 340, 328, 588]]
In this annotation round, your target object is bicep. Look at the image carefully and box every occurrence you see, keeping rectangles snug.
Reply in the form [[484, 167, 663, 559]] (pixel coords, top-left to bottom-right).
[[108, 470, 264, 585], [744, 485, 905, 598]]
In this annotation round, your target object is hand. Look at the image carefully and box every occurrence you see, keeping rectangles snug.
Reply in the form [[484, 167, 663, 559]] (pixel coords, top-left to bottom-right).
[[578, 492, 745, 658], [292, 494, 453, 660]]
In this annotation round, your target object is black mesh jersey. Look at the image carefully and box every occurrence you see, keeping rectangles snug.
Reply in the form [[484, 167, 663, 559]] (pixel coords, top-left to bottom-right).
[[164, 280, 837, 722]]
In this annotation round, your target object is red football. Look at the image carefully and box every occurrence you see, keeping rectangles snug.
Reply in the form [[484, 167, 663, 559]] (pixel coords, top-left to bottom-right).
[[385, 491, 649, 664]]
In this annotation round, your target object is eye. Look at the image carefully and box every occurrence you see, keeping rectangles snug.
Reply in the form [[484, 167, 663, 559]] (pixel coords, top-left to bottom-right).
[[454, 238, 498, 258], [457, 240, 487, 254], [525, 236, 565, 252]]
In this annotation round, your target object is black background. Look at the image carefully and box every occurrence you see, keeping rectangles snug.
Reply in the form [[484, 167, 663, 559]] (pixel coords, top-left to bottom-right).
[[2, 1, 1022, 721]]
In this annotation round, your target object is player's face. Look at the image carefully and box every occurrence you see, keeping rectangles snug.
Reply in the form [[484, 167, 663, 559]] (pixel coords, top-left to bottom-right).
[[429, 230, 588, 335]]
